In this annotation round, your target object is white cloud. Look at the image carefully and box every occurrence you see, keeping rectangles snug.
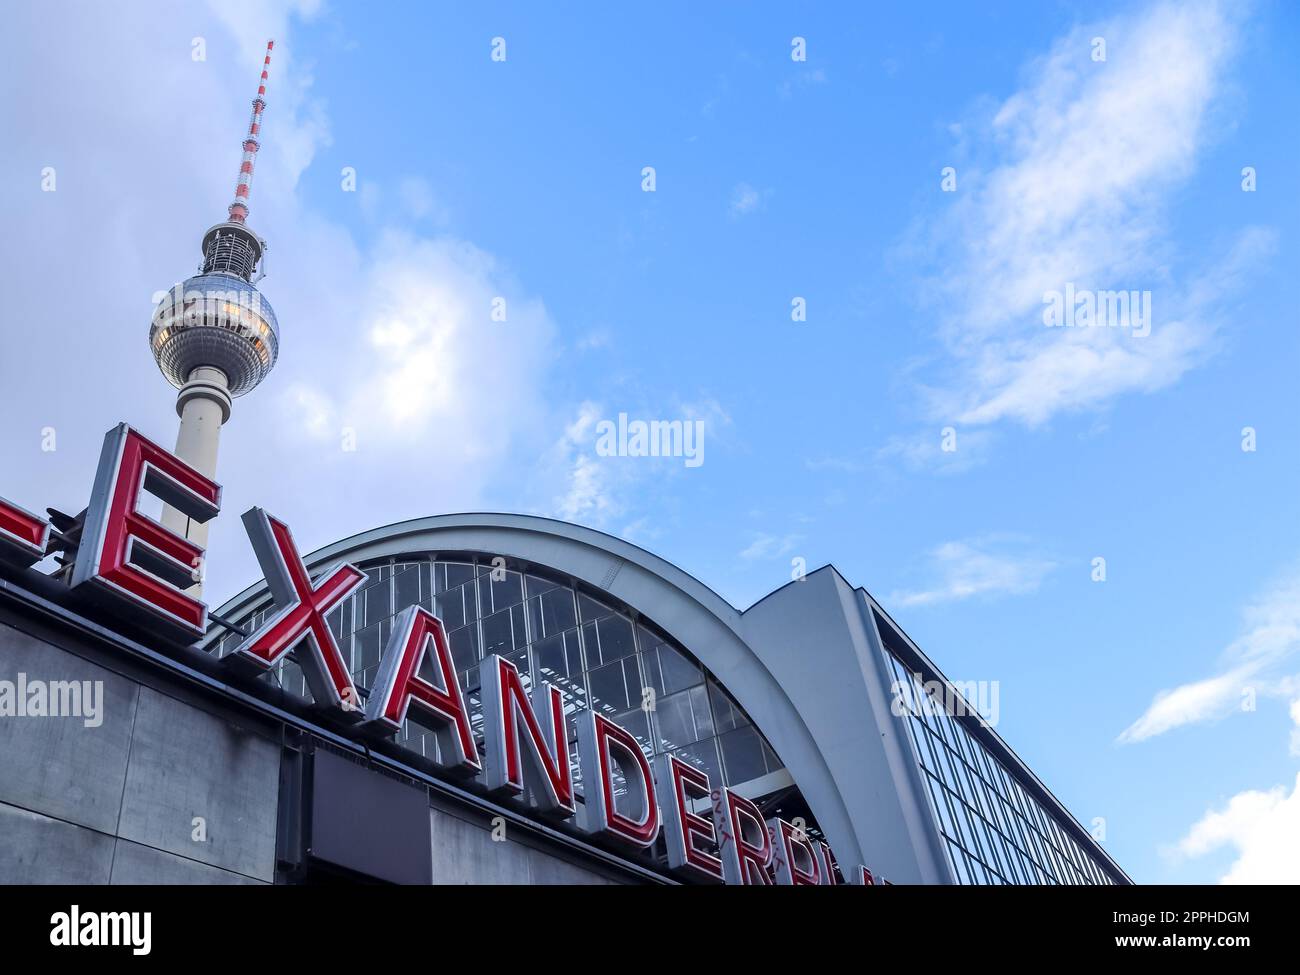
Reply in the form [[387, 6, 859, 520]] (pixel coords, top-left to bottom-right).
[[575, 329, 612, 352], [1116, 663, 1261, 745], [1174, 773, 1300, 884], [543, 398, 730, 533], [908, 0, 1263, 429], [284, 383, 334, 439], [728, 182, 770, 217], [552, 402, 621, 525], [1119, 566, 1300, 743], [738, 533, 802, 562], [284, 231, 553, 455], [395, 176, 443, 223], [952, 228, 1275, 427], [889, 538, 1055, 607], [876, 428, 995, 474], [1168, 675, 1300, 883], [1289, 699, 1300, 758]]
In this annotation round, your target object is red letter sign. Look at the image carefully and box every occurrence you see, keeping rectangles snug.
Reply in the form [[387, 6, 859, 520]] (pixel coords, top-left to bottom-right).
[[577, 711, 659, 848], [71, 424, 220, 640], [852, 865, 890, 885], [481, 653, 575, 817], [0, 496, 50, 569], [713, 787, 773, 885], [816, 840, 842, 885], [220, 507, 366, 713], [656, 754, 724, 882], [768, 818, 822, 885], [363, 605, 479, 774]]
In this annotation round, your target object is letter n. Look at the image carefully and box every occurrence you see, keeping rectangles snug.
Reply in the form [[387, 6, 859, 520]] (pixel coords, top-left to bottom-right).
[[481, 654, 575, 818]]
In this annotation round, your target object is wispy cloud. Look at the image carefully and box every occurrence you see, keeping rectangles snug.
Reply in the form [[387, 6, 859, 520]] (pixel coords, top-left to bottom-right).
[[1117, 664, 1262, 745], [876, 428, 995, 475], [1119, 566, 1300, 744], [545, 398, 730, 532], [888, 537, 1056, 607], [729, 182, 770, 218], [738, 532, 803, 561], [575, 329, 612, 352], [778, 68, 828, 100], [551, 402, 620, 525], [905, 0, 1264, 430]]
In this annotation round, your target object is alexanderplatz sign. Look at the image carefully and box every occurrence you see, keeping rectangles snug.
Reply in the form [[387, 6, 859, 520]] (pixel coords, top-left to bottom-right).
[[0, 423, 889, 886]]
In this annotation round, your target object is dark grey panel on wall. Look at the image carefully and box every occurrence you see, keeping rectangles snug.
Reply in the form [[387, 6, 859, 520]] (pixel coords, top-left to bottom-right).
[[309, 748, 432, 884]]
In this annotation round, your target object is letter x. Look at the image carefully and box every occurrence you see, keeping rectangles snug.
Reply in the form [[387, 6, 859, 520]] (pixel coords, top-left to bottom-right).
[[222, 507, 367, 712]]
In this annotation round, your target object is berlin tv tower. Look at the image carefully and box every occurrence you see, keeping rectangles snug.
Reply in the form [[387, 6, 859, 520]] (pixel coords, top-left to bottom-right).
[[149, 41, 280, 565]]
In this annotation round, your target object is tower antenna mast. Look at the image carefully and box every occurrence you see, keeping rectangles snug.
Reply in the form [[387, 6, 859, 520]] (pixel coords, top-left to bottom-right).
[[228, 40, 274, 225]]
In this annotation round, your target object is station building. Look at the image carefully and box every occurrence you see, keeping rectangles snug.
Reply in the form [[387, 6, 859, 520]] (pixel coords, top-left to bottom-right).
[[0, 508, 1129, 885]]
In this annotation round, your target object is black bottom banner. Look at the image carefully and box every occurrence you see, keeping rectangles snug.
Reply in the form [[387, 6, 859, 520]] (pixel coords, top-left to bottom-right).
[[0, 883, 1280, 961]]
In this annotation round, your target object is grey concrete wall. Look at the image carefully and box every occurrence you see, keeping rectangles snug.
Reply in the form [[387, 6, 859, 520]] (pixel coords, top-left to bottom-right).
[[738, 570, 954, 884], [0, 618, 637, 885], [428, 805, 618, 885], [0, 622, 278, 885]]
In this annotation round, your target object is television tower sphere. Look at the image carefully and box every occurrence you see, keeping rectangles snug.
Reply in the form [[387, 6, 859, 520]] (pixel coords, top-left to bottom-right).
[[148, 225, 280, 400]]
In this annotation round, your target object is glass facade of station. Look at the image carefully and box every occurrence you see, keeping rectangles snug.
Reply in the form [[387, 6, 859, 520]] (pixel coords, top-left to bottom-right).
[[878, 617, 1118, 886], [214, 553, 789, 802]]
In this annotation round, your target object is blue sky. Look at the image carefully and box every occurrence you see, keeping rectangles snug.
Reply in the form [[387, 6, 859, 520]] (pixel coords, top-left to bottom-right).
[[2, 0, 1298, 883]]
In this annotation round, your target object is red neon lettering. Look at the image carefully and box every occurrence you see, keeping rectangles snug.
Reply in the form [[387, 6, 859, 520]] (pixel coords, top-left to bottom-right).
[[578, 711, 659, 847], [714, 787, 773, 885], [222, 507, 365, 712], [72, 424, 219, 637], [363, 606, 479, 773], [0, 496, 50, 567], [482, 654, 574, 816], [657, 754, 724, 881]]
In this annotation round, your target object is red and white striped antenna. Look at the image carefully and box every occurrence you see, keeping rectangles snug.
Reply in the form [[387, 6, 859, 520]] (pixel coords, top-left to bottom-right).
[[227, 40, 274, 225]]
